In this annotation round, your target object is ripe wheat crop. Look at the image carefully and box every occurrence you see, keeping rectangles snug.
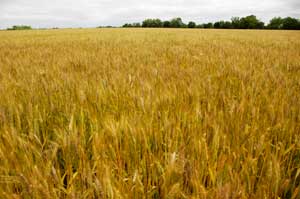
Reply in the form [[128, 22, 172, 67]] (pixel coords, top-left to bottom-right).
[[0, 28, 300, 198]]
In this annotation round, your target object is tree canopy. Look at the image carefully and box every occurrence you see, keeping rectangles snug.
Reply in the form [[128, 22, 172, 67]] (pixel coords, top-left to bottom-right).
[[188, 21, 196, 28], [122, 15, 300, 30], [142, 19, 163, 27], [7, 25, 32, 30]]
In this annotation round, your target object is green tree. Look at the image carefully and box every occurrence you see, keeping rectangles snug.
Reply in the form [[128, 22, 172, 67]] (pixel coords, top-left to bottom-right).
[[203, 23, 213, 28], [187, 21, 196, 28], [132, 23, 141, 27], [142, 19, 163, 27], [214, 21, 221, 28], [214, 21, 232, 29], [163, 21, 171, 28], [223, 21, 232, 29], [282, 17, 299, 30], [239, 15, 264, 29], [170, 18, 185, 28], [7, 25, 32, 30], [267, 17, 283, 29], [231, 17, 240, 28]]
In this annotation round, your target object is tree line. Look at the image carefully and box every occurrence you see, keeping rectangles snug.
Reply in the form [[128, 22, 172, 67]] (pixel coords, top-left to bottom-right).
[[5, 15, 299, 30], [123, 15, 300, 30], [7, 25, 32, 30]]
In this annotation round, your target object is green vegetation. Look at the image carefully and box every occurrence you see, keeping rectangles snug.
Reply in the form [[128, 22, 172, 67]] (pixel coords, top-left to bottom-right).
[[188, 21, 196, 28], [123, 15, 300, 29], [7, 25, 32, 30], [142, 19, 163, 27]]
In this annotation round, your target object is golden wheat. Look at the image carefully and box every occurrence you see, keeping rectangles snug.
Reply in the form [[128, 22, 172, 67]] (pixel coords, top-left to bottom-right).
[[0, 28, 299, 198]]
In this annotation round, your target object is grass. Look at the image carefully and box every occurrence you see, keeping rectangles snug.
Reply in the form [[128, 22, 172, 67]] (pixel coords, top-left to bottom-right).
[[0, 28, 300, 198]]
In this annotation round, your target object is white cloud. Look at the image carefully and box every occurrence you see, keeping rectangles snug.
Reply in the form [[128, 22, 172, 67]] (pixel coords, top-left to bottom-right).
[[0, 0, 299, 28]]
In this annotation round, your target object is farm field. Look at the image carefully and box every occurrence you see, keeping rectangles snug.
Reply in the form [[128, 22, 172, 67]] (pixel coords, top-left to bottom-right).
[[0, 28, 300, 198]]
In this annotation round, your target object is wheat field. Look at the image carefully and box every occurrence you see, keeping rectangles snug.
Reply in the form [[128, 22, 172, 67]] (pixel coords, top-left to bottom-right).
[[0, 28, 300, 198]]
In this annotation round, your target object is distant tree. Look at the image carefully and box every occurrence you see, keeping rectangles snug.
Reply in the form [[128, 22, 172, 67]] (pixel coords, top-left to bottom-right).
[[122, 15, 299, 30], [239, 15, 264, 29], [203, 23, 213, 28], [188, 21, 196, 28], [258, 21, 265, 29], [7, 25, 32, 30], [214, 21, 232, 29], [220, 21, 225, 28], [163, 21, 171, 28], [223, 21, 232, 29], [132, 23, 141, 27], [231, 17, 240, 29], [142, 19, 163, 27], [142, 19, 149, 27], [267, 17, 283, 29], [170, 18, 185, 28], [155, 19, 163, 27], [282, 17, 299, 30], [123, 22, 141, 28], [214, 21, 221, 28]]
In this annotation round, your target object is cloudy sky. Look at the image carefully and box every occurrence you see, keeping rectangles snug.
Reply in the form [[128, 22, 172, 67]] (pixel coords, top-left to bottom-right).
[[0, 0, 299, 28]]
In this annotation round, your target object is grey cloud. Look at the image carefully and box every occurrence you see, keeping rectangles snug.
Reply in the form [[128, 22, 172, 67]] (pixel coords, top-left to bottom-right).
[[0, 0, 299, 29], [285, 0, 300, 8]]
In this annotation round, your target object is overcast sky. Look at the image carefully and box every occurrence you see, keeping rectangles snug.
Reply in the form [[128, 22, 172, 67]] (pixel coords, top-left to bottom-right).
[[0, 0, 299, 28]]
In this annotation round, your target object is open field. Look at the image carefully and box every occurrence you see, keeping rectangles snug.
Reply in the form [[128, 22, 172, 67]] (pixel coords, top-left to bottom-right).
[[0, 28, 300, 198]]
